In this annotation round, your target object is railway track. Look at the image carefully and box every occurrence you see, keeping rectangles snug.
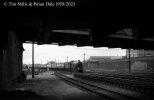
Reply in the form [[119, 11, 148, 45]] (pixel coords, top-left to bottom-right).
[[74, 71, 154, 95], [55, 72, 153, 100]]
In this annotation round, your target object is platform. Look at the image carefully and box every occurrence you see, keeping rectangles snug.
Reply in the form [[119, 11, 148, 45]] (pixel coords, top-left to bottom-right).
[[13, 72, 107, 100]]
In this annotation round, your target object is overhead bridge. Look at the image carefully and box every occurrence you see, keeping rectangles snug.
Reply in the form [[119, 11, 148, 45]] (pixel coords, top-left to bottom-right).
[[0, 0, 154, 93], [1, 0, 154, 49]]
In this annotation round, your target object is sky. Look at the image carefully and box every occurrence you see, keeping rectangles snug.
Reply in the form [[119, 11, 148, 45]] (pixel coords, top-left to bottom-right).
[[23, 43, 126, 64]]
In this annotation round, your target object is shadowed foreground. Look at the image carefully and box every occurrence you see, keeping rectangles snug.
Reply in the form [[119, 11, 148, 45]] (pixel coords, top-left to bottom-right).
[[0, 90, 45, 100]]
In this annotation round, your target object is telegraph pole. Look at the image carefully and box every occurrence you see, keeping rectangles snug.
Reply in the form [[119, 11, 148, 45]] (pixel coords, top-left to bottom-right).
[[55, 59, 57, 71], [46, 60, 48, 72], [32, 42, 34, 78], [128, 49, 131, 73], [65, 56, 68, 71], [67, 56, 68, 62], [84, 53, 85, 67]]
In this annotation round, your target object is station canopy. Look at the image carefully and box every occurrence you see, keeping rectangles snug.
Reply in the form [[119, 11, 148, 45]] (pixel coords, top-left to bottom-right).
[[1, 0, 154, 49]]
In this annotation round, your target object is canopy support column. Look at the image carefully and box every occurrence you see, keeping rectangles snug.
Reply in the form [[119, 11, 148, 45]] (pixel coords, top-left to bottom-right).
[[32, 42, 34, 78]]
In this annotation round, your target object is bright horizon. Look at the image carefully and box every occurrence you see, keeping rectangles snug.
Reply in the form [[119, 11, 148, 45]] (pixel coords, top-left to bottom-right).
[[23, 43, 126, 64]]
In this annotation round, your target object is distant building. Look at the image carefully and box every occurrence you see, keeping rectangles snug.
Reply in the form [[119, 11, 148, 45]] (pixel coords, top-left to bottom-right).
[[126, 49, 142, 57], [89, 56, 123, 62], [126, 49, 154, 58], [145, 50, 154, 56]]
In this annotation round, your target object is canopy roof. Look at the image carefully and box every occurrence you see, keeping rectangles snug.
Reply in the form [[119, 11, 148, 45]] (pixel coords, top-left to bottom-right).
[[1, 0, 154, 49]]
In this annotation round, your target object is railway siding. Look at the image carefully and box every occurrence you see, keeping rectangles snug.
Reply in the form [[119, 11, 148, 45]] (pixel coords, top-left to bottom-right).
[[74, 72, 154, 95], [56, 72, 154, 100]]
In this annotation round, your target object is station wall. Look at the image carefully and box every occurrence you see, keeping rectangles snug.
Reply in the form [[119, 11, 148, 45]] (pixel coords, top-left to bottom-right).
[[87, 56, 154, 72]]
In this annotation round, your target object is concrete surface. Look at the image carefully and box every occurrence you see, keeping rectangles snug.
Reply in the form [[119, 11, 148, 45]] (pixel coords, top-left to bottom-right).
[[16, 72, 108, 100]]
